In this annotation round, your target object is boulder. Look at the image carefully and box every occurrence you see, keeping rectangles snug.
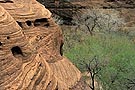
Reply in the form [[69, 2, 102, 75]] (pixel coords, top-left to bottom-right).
[[0, 0, 88, 90]]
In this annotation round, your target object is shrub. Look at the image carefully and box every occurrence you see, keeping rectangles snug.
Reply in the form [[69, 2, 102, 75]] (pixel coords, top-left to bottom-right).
[[64, 32, 135, 90]]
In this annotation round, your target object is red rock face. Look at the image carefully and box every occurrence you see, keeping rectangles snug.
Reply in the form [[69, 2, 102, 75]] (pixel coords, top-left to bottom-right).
[[0, 0, 87, 90]]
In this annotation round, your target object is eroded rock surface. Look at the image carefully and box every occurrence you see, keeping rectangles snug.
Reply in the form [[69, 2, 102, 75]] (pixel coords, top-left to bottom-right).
[[0, 0, 88, 90]]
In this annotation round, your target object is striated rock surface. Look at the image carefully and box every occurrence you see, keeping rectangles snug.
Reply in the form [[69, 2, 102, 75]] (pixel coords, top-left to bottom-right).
[[0, 0, 89, 90]]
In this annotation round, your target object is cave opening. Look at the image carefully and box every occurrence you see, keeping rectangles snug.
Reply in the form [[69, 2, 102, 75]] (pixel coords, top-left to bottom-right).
[[60, 43, 63, 56], [17, 21, 23, 28], [0, 42, 2, 46], [34, 18, 48, 26], [0, 0, 13, 3], [11, 46, 23, 57], [7, 36, 10, 39], [26, 21, 32, 26]]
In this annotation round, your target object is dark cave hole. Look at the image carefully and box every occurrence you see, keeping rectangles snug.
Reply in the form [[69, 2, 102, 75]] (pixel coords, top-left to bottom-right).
[[0, 0, 13, 3], [7, 36, 10, 39], [26, 21, 32, 26], [0, 42, 2, 46], [34, 18, 48, 26], [11, 46, 23, 57], [17, 21, 23, 28], [60, 43, 63, 56], [0, 48, 2, 50]]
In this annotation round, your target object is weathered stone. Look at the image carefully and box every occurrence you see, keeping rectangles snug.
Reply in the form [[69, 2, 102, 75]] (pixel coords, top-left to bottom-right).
[[0, 0, 87, 90]]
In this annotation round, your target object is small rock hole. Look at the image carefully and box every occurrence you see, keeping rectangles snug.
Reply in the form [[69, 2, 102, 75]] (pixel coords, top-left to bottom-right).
[[17, 21, 23, 28], [0, 0, 13, 3], [0, 42, 3, 46], [34, 18, 48, 26], [7, 36, 10, 39], [26, 21, 32, 26], [60, 43, 63, 56], [11, 46, 23, 57], [0, 48, 2, 50]]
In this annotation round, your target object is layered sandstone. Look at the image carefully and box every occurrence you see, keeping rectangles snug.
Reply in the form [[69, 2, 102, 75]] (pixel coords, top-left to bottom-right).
[[0, 0, 87, 90]]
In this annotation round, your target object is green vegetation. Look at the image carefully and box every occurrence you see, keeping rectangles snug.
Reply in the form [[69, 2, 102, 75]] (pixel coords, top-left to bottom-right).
[[61, 8, 135, 90], [63, 29, 135, 90]]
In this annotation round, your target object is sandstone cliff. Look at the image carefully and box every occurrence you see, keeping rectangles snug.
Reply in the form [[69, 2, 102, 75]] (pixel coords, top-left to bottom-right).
[[0, 0, 90, 90]]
